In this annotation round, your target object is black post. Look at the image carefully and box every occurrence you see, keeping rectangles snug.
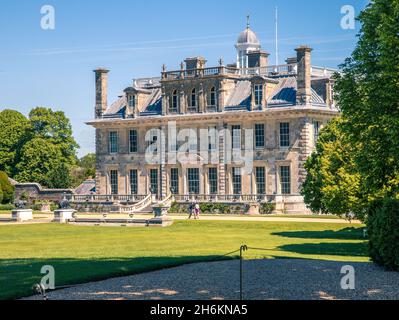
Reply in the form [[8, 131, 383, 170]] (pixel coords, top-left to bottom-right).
[[240, 245, 247, 300]]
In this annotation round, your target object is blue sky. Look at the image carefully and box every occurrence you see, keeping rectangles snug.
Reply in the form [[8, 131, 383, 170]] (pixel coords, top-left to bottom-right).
[[0, 0, 368, 157]]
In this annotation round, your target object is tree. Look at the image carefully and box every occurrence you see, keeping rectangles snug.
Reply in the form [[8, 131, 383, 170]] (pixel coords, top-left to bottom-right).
[[15, 138, 64, 187], [0, 110, 30, 177], [28, 107, 79, 164], [47, 162, 71, 189], [70, 153, 96, 188], [301, 118, 363, 219], [0, 171, 15, 204], [334, 0, 399, 201], [78, 153, 96, 178]]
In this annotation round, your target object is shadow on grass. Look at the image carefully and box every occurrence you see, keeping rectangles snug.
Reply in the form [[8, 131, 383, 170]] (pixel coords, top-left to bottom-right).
[[0, 255, 235, 300], [276, 242, 368, 257], [272, 227, 366, 240]]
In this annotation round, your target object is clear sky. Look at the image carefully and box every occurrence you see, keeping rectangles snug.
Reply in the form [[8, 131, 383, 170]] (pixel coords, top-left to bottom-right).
[[0, 0, 368, 157]]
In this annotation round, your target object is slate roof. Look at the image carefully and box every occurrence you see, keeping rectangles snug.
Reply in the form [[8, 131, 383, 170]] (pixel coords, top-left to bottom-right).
[[103, 75, 327, 117], [74, 179, 96, 195]]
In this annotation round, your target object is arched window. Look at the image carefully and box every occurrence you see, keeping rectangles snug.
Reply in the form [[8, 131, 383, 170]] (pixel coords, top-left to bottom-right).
[[209, 87, 216, 107], [171, 90, 178, 112], [190, 88, 197, 108]]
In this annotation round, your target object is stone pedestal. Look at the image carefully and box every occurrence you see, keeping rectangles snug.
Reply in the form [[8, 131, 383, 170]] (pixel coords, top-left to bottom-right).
[[54, 209, 76, 223], [12, 209, 33, 222]]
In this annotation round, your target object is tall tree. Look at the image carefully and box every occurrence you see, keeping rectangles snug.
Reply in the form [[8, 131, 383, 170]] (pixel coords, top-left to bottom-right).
[[0, 109, 30, 177], [15, 138, 64, 187], [301, 118, 363, 219], [334, 0, 399, 200], [28, 107, 79, 164]]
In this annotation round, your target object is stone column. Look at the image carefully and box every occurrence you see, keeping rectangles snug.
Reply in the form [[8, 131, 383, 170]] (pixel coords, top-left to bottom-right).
[[297, 117, 312, 190], [160, 126, 167, 199], [218, 123, 226, 195]]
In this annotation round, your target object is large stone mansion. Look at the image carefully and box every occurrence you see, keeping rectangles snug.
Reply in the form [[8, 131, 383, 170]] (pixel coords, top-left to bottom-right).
[[87, 24, 339, 213]]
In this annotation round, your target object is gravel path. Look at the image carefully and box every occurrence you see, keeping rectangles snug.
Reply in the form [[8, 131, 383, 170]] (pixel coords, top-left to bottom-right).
[[24, 259, 399, 300]]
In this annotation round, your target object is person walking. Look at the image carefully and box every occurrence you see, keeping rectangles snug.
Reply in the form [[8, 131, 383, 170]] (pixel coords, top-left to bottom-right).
[[194, 203, 200, 220], [188, 202, 194, 219]]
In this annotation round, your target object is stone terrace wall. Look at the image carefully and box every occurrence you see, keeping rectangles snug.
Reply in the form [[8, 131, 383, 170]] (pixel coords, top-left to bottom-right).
[[14, 183, 74, 203]]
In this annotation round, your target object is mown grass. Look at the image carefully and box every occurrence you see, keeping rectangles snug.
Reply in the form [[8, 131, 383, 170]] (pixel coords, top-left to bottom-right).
[[0, 220, 368, 300]]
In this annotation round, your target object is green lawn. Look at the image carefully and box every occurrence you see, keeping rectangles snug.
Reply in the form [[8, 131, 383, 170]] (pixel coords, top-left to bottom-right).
[[0, 220, 368, 300]]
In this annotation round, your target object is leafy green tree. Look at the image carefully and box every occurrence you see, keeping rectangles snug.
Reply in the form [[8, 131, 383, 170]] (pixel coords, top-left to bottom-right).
[[70, 153, 96, 188], [334, 0, 399, 200], [0, 171, 15, 204], [15, 138, 64, 187], [0, 110, 30, 177], [301, 118, 363, 219], [78, 153, 96, 178], [28, 107, 79, 164], [47, 162, 72, 189], [0, 185, 3, 204]]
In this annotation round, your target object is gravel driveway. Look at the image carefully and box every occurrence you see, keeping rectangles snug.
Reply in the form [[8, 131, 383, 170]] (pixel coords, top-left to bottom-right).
[[24, 259, 399, 300]]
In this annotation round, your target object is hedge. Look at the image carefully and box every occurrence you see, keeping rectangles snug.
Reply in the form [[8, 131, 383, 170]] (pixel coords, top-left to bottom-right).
[[367, 198, 399, 270]]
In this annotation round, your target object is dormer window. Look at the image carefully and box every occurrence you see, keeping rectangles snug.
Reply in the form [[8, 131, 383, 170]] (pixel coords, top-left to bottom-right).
[[254, 84, 263, 107], [170, 90, 178, 112], [128, 94, 136, 108], [208, 87, 217, 108]]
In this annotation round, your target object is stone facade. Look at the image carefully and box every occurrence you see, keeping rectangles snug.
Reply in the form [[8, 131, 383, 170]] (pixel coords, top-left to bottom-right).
[[87, 25, 339, 214]]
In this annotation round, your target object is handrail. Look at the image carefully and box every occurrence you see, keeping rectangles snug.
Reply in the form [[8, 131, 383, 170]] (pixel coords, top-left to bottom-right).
[[112, 194, 153, 213], [156, 193, 175, 207]]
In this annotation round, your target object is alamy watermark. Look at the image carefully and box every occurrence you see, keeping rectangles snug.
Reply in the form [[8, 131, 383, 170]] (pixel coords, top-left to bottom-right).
[[340, 265, 355, 290], [143, 122, 255, 175], [40, 5, 55, 30], [341, 5, 355, 30]]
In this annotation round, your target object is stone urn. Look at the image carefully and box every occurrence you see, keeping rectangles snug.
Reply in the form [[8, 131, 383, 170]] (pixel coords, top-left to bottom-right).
[[246, 203, 260, 215]]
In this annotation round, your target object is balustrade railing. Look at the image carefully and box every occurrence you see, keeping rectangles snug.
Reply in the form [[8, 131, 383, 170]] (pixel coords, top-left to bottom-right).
[[67, 194, 147, 203]]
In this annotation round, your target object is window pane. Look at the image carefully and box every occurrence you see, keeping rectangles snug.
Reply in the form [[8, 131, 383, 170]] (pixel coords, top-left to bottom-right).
[[170, 168, 179, 194], [130, 170, 138, 195], [188, 168, 200, 195], [232, 125, 241, 150], [280, 166, 291, 195], [254, 85, 263, 106], [280, 123, 290, 147], [129, 130, 138, 153], [255, 124, 265, 148], [109, 131, 118, 154], [110, 170, 118, 195], [256, 167, 266, 195], [313, 121, 320, 144], [150, 169, 158, 195], [208, 168, 218, 194], [232, 167, 242, 195]]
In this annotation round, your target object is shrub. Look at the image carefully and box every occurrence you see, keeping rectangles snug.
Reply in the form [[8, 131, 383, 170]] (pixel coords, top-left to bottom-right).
[[260, 203, 276, 214], [0, 187, 3, 204], [367, 198, 399, 270], [0, 171, 14, 204], [0, 203, 15, 211]]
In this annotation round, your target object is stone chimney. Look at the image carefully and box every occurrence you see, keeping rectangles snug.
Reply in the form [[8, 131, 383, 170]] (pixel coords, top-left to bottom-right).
[[247, 50, 269, 68], [94, 68, 109, 118], [295, 46, 312, 105], [184, 57, 207, 70]]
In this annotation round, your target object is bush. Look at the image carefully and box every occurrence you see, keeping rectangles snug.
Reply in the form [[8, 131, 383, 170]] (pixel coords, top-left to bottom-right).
[[0, 203, 15, 211], [0, 187, 3, 204], [260, 203, 276, 215], [0, 171, 14, 204], [367, 198, 399, 270]]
